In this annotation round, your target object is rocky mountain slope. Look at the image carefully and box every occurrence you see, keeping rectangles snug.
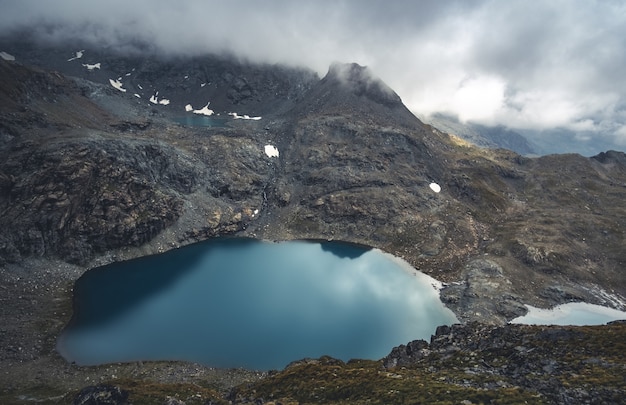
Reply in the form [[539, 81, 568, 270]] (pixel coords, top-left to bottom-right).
[[1, 38, 625, 403]]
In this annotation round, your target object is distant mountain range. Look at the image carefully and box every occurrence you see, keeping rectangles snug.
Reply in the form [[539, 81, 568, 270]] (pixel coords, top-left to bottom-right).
[[422, 112, 538, 155]]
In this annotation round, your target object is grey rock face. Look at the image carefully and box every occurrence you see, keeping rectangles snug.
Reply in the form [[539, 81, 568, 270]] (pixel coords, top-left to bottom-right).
[[440, 259, 527, 323], [0, 138, 188, 264], [74, 384, 129, 405], [383, 322, 626, 404], [382, 338, 429, 368]]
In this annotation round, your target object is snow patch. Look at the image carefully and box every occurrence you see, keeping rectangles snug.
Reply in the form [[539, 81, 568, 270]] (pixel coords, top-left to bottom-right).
[[510, 302, 626, 326], [149, 91, 170, 105], [137, 84, 143, 90], [185, 104, 193, 112], [201, 83, 207, 87], [134, 94, 141, 98], [109, 79, 127, 92], [429, 182, 441, 193], [264, 145, 279, 158], [193, 103, 214, 116], [229, 112, 262, 120], [0, 51, 15, 61], [67, 50, 84, 61], [82, 62, 101, 70]]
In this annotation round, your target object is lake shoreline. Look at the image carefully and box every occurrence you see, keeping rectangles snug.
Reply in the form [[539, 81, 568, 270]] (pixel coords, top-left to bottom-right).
[[2, 256, 626, 403], [0, 258, 265, 402]]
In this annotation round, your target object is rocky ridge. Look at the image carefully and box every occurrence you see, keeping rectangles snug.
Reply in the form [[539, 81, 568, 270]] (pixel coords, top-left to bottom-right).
[[382, 321, 626, 404]]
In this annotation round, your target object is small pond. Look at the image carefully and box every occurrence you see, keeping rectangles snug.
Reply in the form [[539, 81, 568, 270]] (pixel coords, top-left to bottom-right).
[[57, 239, 458, 370], [510, 302, 626, 326]]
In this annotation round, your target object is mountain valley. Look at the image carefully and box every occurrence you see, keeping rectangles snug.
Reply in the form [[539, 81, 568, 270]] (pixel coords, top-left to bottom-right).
[[1, 37, 625, 404]]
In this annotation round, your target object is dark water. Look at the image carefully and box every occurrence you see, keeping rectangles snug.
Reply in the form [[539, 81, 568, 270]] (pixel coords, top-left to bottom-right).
[[57, 239, 457, 370], [173, 115, 229, 127]]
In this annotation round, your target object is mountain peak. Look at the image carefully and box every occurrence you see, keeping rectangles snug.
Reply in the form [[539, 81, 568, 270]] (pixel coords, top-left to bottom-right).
[[322, 62, 402, 107], [286, 62, 418, 127]]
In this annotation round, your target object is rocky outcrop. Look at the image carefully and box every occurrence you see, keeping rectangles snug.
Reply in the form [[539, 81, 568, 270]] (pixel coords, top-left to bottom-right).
[[383, 322, 626, 404], [0, 138, 189, 264], [440, 259, 527, 323], [74, 384, 129, 405]]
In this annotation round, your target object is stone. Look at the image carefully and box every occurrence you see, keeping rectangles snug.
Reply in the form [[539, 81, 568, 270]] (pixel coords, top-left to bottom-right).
[[73, 385, 129, 405]]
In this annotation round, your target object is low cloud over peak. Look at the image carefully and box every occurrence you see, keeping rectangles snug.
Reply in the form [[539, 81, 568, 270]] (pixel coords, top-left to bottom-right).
[[1, 0, 625, 153]]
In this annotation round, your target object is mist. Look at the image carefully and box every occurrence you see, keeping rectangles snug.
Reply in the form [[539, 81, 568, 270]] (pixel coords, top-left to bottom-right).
[[1, 0, 625, 153]]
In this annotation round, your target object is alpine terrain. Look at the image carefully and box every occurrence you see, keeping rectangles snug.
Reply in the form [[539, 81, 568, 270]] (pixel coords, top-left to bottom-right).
[[0, 36, 625, 404]]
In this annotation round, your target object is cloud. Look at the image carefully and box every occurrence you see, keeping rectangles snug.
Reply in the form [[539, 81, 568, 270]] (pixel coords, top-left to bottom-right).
[[1, 0, 625, 152]]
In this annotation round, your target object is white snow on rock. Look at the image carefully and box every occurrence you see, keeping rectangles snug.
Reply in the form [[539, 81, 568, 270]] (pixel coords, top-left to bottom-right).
[[229, 112, 262, 120], [134, 94, 141, 98], [0, 51, 15, 61], [429, 182, 441, 193], [109, 79, 127, 92], [201, 83, 207, 87], [82, 62, 101, 70], [67, 50, 84, 61], [264, 145, 279, 158], [193, 103, 214, 116], [137, 84, 143, 90], [148, 91, 169, 105], [510, 302, 626, 326], [185, 104, 193, 112]]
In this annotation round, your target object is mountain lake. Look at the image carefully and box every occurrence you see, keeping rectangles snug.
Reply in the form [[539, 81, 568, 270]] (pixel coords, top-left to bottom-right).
[[57, 238, 459, 370]]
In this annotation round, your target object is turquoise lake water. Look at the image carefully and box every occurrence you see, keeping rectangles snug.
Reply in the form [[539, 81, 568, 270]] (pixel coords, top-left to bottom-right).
[[510, 302, 626, 325], [57, 239, 458, 370]]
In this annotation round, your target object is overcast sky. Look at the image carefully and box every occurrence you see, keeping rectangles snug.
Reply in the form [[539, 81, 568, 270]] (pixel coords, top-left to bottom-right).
[[1, 0, 625, 153]]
